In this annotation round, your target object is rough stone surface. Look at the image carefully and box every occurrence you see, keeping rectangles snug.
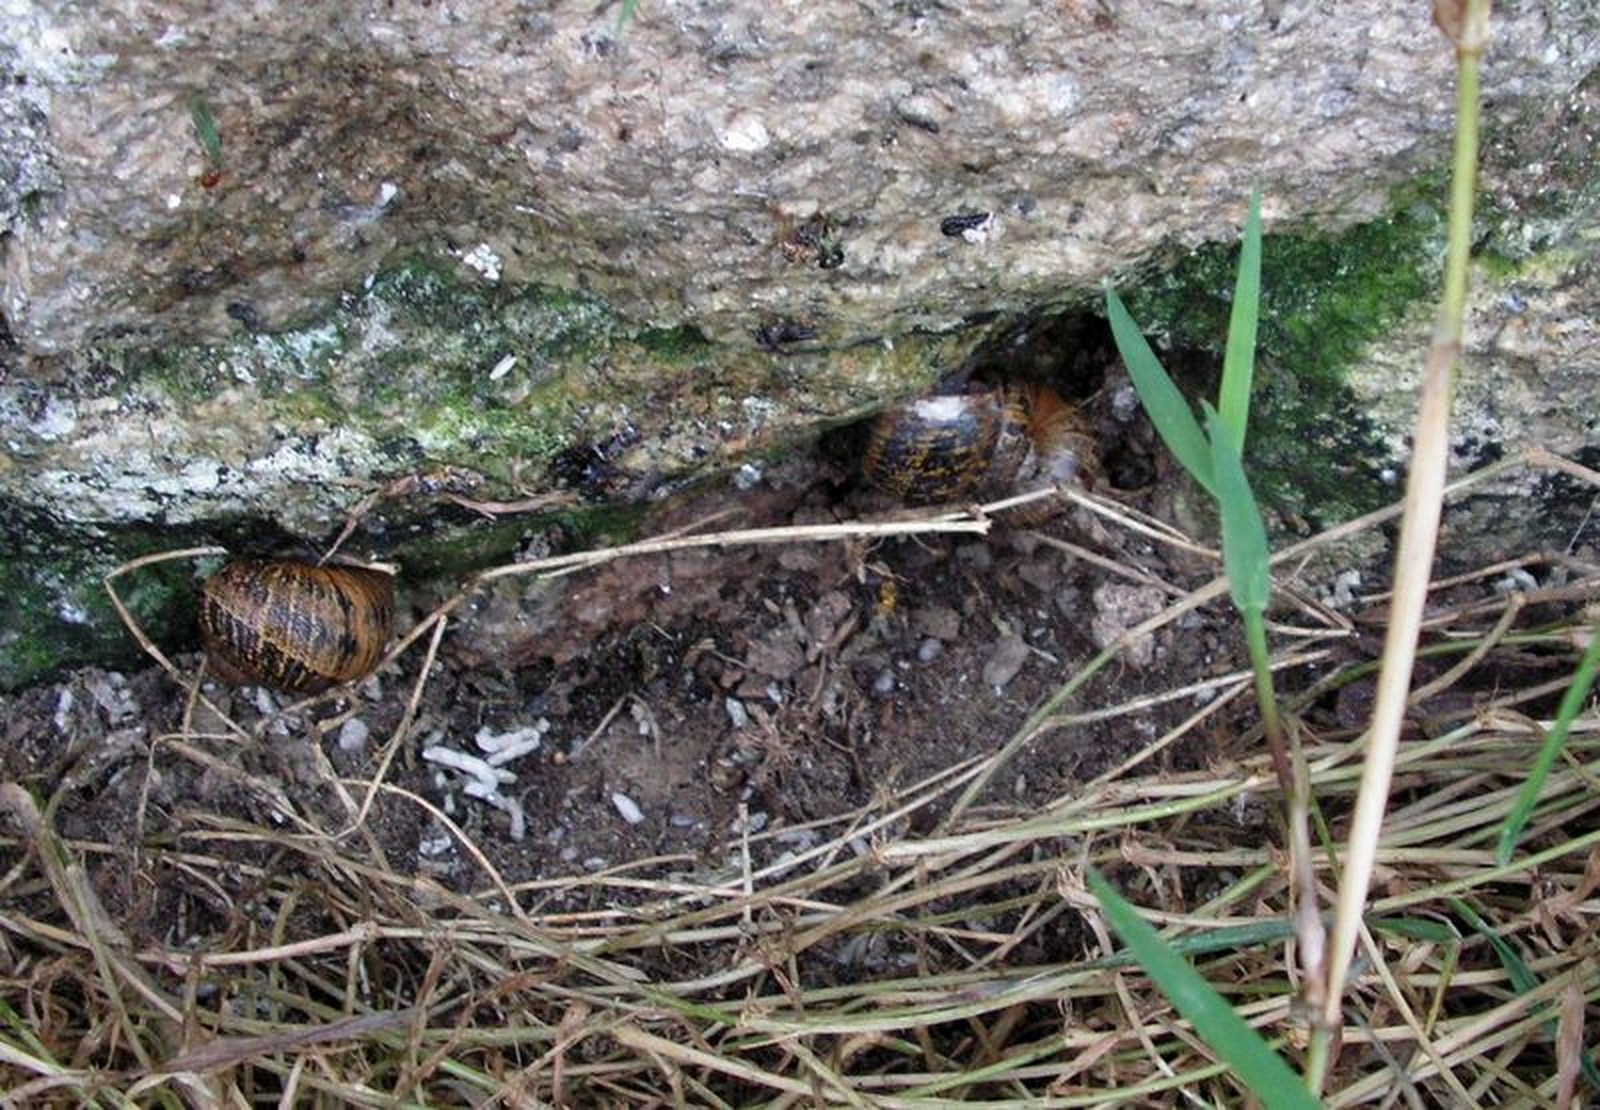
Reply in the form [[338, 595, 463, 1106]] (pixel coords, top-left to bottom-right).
[[3, 1, 1596, 354], [0, 264, 967, 535]]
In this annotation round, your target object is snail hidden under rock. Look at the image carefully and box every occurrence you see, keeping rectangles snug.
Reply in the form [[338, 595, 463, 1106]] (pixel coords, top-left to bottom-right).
[[862, 382, 1095, 518], [198, 558, 395, 693]]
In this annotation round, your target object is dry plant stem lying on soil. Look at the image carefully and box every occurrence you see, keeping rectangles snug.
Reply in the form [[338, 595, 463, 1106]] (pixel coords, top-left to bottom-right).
[[23, 447, 1600, 1104], [103, 493, 1038, 737]]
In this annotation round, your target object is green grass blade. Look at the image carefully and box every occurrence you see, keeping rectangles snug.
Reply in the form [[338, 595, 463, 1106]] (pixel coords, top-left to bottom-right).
[[1496, 618, 1600, 864], [1371, 917, 1458, 944], [1088, 869, 1318, 1109], [188, 94, 222, 166], [1105, 285, 1216, 495], [615, 0, 640, 32], [1453, 899, 1600, 1088], [1452, 899, 1534, 993], [1218, 189, 1263, 453], [1204, 403, 1270, 613]]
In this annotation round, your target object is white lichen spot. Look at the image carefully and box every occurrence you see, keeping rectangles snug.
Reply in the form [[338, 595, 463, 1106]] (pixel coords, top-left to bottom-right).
[[717, 113, 771, 153], [165, 193, 182, 210], [32, 395, 77, 441], [461, 243, 503, 283], [51, 687, 74, 731], [733, 462, 763, 491], [740, 396, 777, 429], [910, 395, 975, 422]]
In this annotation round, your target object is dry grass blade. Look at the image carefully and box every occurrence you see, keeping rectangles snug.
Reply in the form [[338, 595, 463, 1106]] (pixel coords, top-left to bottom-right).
[[17, 432, 1600, 1099]]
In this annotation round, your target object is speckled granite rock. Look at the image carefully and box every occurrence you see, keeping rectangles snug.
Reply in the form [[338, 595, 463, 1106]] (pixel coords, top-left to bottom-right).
[[3, 1, 1596, 353]]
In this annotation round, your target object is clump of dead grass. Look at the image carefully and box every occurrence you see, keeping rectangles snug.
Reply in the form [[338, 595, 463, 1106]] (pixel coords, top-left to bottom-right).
[[3, 452, 1598, 1106]]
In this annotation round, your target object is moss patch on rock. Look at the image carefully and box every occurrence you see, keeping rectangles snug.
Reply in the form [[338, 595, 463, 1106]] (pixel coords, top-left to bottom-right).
[[1, 252, 975, 690], [1124, 189, 1446, 526], [0, 509, 208, 690]]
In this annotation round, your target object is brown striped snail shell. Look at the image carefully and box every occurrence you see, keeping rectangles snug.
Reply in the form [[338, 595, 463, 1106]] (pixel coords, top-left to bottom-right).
[[198, 558, 395, 693], [862, 386, 1029, 503], [862, 382, 1095, 517]]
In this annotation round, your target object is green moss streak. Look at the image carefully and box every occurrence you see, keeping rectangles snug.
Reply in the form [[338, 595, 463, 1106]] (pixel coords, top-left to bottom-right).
[[0, 511, 206, 690], [1126, 192, 1445, 525]]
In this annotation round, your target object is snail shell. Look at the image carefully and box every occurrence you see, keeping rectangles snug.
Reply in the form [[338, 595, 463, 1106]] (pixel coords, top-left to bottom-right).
[[862, 383, 1094, 516], [198, 559, 395, 693], [862, 386, 1030, 503]]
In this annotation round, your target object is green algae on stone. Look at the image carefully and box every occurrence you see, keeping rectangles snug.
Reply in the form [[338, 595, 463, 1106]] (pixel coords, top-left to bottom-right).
[[0, 513, 206, 691], [1124, 194, 1446, 526], [0, 248, 982, 690]]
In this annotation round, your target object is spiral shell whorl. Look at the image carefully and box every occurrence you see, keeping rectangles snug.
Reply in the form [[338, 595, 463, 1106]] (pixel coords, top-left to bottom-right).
[[863, 389, 1026, 503], [199, 559, 395, 693], [861, 383, 1091, 516]]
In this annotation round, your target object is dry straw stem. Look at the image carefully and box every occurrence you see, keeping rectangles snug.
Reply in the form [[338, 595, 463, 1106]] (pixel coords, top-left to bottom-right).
[[1322, 0, 1491, 1037], [42, 458, 1600, 1091]]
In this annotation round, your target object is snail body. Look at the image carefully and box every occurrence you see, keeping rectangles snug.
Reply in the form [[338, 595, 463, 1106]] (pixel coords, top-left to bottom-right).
[[862, 382, 1094, 515], [198, 559, 395, 693], [1007, 383, 1098, 524]]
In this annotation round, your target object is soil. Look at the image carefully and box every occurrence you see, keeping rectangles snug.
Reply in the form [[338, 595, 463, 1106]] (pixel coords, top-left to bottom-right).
[[0, 340, 1249, 963]]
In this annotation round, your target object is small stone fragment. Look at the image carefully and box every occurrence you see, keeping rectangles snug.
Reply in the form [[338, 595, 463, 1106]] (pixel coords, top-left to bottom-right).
[[336, 717, 370, 753], [744, 633, 805, 681], [955, 543, 993, 571], [982, 634, 1029, 691], [611, 791, 646, 825], [1017, 559, 1060, 593], [1089, 582, 1168, 668], [913, 604, 962, 642], [917, 637, 944, 664]]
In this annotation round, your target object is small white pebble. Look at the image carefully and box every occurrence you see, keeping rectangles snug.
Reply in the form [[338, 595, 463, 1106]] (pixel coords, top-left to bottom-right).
[[725, 697, 749, 729], [611, 792, 646, 825], [52, 687, 75, 732], [336, 717, 370, 753], [488, 353, 518, 381]]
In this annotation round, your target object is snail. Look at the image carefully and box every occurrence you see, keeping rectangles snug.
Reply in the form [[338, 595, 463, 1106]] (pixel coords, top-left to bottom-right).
[[862, 382, 1096, 517], [198, 558, 395, 693]]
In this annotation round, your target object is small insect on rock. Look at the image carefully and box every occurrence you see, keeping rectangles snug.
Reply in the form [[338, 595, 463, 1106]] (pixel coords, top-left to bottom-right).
[[198, 559, 396, 694]]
